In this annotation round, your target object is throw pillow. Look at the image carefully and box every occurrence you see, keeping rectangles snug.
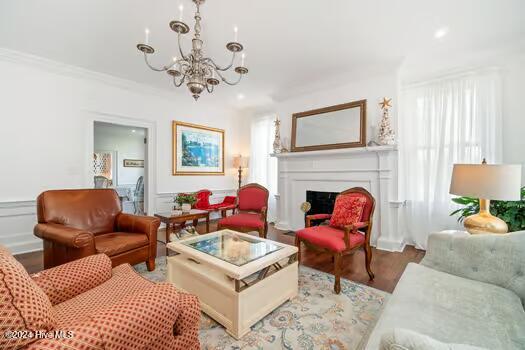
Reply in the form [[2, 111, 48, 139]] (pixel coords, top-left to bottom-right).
[[329, 194, 367, 228]]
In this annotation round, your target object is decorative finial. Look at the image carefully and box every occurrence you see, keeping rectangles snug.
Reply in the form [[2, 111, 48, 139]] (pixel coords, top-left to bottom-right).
[[379, 97, 392, 110]]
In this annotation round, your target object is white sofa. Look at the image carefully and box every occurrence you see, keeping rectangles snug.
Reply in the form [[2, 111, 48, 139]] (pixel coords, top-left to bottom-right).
[[365, 231, 525, 350]]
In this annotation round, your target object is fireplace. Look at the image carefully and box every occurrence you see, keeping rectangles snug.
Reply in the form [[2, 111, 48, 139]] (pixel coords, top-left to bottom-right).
[[306, 190, 338, 213], [305, 190, 339, 225]]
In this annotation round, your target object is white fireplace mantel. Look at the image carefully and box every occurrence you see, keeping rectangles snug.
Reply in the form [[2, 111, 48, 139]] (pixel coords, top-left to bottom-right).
[[271, 145, 405, 252]]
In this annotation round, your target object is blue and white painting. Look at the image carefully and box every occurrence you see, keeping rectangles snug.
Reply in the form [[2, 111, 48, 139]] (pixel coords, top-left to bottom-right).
[[174, 122, 224, 175]]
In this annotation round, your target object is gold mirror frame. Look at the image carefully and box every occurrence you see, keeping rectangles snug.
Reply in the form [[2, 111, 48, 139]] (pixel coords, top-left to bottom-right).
[[291, 99, 367, 152]]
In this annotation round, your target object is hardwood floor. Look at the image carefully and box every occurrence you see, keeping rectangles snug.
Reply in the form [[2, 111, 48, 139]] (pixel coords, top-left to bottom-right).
[[14, 221, 425, 294]]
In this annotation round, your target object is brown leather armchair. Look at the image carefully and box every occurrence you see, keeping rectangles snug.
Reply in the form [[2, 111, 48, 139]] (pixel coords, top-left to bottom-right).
[[34, 189, 160, 271]]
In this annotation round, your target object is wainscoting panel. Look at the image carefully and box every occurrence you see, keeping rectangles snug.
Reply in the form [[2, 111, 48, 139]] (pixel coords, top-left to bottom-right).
[[0, 200, 41, 254]]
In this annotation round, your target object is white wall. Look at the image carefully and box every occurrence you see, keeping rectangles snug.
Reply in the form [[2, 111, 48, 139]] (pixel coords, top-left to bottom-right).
[[0, 50, 250, 253], [272, 72, 399, 149]]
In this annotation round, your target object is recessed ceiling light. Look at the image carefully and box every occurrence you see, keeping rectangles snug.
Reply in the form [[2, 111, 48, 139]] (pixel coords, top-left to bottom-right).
[[131, 129, 136, 133], [434, 27, 449, 39], [237, 93, 245, 100]]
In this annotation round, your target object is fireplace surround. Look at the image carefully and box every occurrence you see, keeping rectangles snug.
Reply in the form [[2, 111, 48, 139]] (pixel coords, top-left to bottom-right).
[[271, 146, 404, 251]]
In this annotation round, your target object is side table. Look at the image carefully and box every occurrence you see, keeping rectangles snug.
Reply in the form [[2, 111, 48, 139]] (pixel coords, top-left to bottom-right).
[[155, 209, 210, 255]]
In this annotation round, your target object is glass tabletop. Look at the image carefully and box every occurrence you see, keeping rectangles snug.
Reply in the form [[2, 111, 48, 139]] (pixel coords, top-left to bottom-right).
[[182, 231, 283, 266]]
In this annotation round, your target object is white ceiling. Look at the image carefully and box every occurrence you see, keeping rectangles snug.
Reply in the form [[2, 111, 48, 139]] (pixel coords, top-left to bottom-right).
[[1, 0, 524, 108], [95, 122, 146, 138]]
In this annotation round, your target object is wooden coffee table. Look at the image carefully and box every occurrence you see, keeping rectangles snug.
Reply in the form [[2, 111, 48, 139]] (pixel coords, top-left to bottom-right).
[[166, 230, 298, 339], [155, 209, 210, 254]]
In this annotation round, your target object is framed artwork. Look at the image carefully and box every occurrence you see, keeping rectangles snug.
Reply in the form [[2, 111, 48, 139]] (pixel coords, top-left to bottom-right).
[[173, 121, 225, 175], [123, 159, 144, 168]]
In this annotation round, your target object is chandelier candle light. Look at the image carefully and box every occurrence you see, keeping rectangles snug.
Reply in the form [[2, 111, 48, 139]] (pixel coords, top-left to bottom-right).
[[137, 0, 248, 100]]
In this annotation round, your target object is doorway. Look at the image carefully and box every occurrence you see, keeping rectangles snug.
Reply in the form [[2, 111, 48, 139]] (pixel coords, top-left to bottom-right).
[[93, 121, 147, 214]]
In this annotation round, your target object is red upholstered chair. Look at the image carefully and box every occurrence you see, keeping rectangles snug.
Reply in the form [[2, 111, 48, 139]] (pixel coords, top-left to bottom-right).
[[217, 183, 269, 238], [295, 187, 375, 294]]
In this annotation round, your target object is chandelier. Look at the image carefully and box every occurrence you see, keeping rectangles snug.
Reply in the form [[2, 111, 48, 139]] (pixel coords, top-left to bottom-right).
[[136, 0, 248, 100]]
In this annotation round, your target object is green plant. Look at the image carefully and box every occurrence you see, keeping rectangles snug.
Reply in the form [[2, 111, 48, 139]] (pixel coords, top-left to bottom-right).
[[450, 186, 525, 232], [174, 192, 197, 206]]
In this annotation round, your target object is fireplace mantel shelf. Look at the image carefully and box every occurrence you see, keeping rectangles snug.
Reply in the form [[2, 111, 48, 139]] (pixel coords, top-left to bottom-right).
[[270, 145, 397, 159]]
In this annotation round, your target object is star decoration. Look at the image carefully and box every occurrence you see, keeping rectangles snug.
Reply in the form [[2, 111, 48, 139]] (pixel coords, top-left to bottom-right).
[[379, 97, 392, 110]]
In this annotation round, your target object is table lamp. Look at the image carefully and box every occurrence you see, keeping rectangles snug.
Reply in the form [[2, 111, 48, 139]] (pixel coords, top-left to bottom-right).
[[449, 160, 522, 234], [233, 155, 248, 190]]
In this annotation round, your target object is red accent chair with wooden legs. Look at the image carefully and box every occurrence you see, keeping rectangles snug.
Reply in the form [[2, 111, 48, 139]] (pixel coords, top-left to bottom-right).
[[217, 183, 269, 238], [194, 189, 237, 217], [295, 187, 375, 294]]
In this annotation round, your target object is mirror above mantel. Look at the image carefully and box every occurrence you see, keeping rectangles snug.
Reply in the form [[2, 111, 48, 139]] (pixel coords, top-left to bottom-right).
[[291, 99, 366, 152]]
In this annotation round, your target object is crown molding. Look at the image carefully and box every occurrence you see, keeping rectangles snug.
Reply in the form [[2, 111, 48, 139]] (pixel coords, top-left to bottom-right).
[[0, 47, 176, 99]]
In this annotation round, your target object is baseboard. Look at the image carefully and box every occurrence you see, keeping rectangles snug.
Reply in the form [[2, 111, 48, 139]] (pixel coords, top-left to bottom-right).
[[274, 221, 291, 231], [376, 236, 406, 252], [9, 239, 42, 255]]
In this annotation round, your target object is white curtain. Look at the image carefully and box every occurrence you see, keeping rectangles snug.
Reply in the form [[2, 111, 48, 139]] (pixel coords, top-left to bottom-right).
[[249, 115, 278, 222], [399, 69, 502, 248]]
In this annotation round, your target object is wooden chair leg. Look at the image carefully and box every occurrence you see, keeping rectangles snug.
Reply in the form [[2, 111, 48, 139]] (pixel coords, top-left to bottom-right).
[[295, 236, 301, 263], [364, 244, 374, 280], [334, 253, 342, 294], [146, 258, 155, 271]]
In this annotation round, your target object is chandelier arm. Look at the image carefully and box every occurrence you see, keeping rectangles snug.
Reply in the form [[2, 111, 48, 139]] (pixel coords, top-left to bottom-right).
[[173, 74, 186, 88], [177, 33, 189, 61], [143, 53, 177, 72], [213, 68, 243, 86], [205, 51, 236, 72]]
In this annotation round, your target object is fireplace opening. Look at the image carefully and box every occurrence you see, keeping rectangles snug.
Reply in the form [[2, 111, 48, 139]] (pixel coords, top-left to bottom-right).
[[305, 190, 339, 225]]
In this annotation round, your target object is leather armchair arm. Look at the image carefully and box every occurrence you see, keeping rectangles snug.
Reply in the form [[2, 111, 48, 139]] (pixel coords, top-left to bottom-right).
[[34, 223, 95, 249], [305, 214, 332, 228], [31, 254, 112, 305], [115, 213, 161, 240]]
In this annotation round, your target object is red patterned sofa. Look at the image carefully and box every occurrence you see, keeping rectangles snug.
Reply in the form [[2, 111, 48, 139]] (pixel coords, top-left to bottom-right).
[[194, 189, 236, 217], [0, 246, 200, 350]]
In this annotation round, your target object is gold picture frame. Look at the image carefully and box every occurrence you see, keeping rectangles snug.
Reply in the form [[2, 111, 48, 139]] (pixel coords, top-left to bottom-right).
[[172, 121, 225, 176]]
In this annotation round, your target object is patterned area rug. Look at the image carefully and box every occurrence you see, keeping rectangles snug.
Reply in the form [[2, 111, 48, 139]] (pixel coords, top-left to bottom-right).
[[135, 258, 388, 350]]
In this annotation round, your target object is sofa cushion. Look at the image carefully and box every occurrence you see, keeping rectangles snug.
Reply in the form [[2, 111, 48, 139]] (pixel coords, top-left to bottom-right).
[[0, 248, 56, 350], [329, 194, 367, 228], [95, 232, 149, 256], [296, 226, 365, 252], [366, 263, 525, 349]]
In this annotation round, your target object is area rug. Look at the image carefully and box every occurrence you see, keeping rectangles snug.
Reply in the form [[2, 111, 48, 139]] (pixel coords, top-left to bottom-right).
[[135, 258, 388, 349]]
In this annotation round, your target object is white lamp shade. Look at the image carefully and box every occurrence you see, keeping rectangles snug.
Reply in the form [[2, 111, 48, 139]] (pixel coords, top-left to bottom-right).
[[450, 164, 522, 200], [233, 155, 248, 168]]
